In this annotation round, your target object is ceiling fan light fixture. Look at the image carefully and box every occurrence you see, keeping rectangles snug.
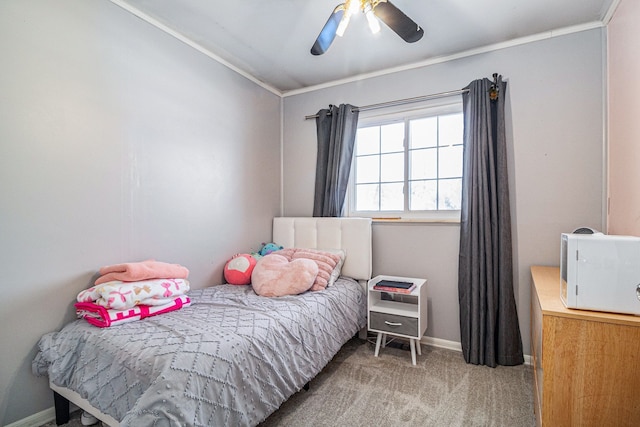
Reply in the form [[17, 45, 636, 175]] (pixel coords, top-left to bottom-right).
[[364, 6, 381, 34], [311, 0, 423, 55], [336, 13, 351, 37], [347, 0, 360, 15]]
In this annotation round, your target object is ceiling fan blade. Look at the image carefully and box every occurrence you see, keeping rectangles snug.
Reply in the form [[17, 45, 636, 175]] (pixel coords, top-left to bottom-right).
[[373, 1, 423, 43], [311, 5, 345, 55]]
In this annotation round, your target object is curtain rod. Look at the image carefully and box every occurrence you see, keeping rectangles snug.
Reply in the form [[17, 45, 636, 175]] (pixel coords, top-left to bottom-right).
[[304, 88, 469, 120]]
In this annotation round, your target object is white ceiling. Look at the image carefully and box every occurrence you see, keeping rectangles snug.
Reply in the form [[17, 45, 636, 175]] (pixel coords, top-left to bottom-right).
[[112, 0, 617, 95]]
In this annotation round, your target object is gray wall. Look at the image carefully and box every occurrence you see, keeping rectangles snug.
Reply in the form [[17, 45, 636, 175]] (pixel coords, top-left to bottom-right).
[[283, 29, 605, 353], [0, 1, 281, 424]]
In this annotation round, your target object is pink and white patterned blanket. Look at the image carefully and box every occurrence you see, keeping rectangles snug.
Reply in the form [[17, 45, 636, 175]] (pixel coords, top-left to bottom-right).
[[77, 278, 190, 310], [75, 295, 191, 328]]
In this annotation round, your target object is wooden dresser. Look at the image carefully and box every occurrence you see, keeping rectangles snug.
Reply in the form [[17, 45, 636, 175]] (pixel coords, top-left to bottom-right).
[[530, 266, 640, 427]]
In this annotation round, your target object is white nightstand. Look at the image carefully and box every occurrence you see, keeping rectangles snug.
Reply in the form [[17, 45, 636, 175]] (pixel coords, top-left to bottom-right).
[[367, 275, 428, 365]]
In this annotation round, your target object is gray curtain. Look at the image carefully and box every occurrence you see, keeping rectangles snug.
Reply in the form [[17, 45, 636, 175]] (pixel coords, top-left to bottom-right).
[[458, 76, 524, 367], [313, 104, 359, 217]]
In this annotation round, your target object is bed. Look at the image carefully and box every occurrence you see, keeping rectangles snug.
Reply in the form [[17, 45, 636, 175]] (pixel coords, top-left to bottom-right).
[[32, 217, 372, 427]]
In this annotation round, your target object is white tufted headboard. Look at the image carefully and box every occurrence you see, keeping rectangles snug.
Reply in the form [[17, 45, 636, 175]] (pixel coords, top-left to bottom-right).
[[272, 217, 372, 282]]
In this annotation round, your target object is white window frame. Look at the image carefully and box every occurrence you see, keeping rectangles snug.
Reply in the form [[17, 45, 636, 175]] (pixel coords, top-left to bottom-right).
[[347, 101, 463, 221]]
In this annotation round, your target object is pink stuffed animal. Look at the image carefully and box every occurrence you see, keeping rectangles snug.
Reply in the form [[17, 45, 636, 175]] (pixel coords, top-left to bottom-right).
[[224, 254, 257, 285]]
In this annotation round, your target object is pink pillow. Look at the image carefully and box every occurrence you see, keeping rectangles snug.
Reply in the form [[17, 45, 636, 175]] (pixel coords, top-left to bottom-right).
[[251, 254, 318, 297], [277, 248, 341, 291]]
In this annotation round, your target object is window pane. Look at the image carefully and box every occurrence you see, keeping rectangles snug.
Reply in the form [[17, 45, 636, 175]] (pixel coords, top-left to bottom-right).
[[410, 117, 437, 149], [439, 113, 463, 147], [352, 106, 463, 217], [410, 148, 437, 180], [380, 152, 404, 182], [356, 127, 380, 155], [356, 183, 379, 211], [380, 183, 404, 210], [380, 122, 404, 153], [409, 180, 437, 210], [439, 145, 463, 178], [356, 155, 379, 183], [439, 179, 462, 210]]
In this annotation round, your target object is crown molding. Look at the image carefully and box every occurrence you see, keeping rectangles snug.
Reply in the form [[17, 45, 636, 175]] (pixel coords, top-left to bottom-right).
[[108, 0, 282, 97], [282, 21, 605, 97], [603, 0, 622, 25]]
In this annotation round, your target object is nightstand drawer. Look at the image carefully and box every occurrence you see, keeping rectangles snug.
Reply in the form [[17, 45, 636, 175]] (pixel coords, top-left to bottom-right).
[[369, 311, 418, 337]]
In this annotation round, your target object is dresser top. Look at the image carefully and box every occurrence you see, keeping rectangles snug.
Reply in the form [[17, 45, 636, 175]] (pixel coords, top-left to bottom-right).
[[531, 265, 640, 326]]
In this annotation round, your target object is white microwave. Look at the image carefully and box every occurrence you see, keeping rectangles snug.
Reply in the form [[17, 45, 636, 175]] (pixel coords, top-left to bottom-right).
[[560, 232, 640, 315]]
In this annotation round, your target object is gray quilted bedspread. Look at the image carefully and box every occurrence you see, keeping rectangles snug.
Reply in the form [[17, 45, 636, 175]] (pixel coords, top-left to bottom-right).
[[33, 278, 366, 426]]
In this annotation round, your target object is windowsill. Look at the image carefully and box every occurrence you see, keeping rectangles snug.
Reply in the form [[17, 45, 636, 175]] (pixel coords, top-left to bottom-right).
[[371, 217, 460, 225]]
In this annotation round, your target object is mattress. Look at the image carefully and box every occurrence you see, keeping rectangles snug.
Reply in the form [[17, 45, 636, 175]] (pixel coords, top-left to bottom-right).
[[33, 278, 366, 426]]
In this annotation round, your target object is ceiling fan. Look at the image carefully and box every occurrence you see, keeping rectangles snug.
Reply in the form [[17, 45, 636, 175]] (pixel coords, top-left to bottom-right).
[[311, 0, 424, 56]]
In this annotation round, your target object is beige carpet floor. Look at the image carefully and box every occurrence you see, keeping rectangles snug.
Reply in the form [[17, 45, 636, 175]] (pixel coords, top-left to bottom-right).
[[42, 338, 535, 427]]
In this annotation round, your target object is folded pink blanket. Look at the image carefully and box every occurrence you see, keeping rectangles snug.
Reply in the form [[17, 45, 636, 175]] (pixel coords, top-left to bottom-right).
[[75, 295, 191, 328], [95, 260, 189, 285]]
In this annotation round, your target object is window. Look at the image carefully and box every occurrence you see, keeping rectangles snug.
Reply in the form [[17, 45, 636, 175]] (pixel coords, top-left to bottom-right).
[[349, 104, 463, 220]]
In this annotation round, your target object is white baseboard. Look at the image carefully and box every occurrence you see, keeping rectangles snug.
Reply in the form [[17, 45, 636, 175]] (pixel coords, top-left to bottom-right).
[[6, 402, 83, 427], [5, 407, 55, 427], [420, 336, 463, 352], [419, 336, 533, 365]]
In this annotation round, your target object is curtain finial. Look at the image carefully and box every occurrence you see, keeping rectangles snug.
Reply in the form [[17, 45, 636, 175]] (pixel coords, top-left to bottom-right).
[[489, 73, 500, 101]]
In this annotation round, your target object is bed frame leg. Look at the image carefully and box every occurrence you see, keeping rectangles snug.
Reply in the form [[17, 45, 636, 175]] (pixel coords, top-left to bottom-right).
[[53, 391, 70, 425], [303, 382, 310, 391]]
